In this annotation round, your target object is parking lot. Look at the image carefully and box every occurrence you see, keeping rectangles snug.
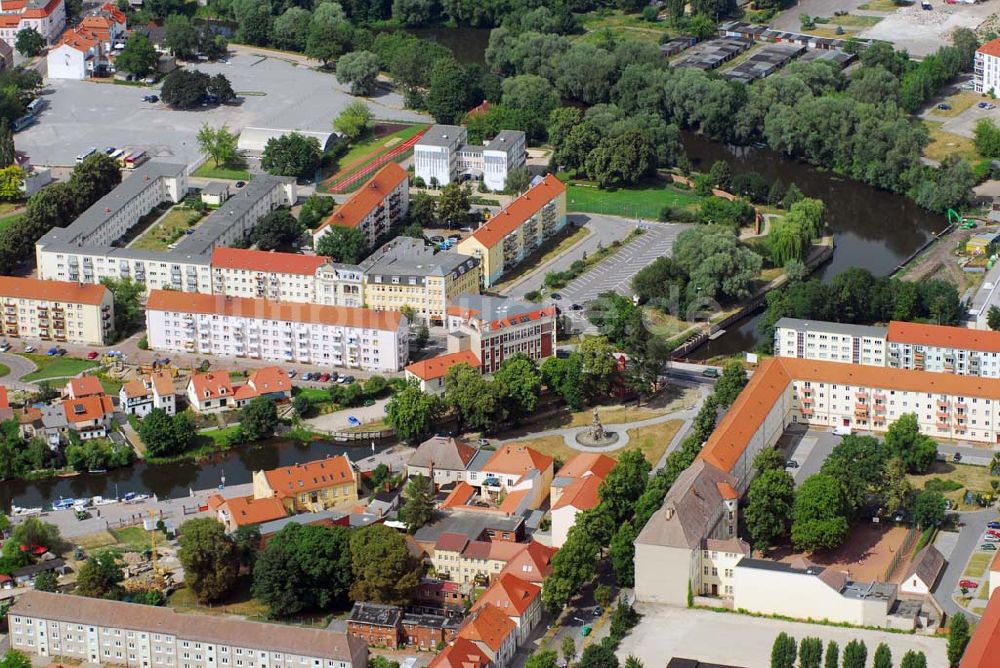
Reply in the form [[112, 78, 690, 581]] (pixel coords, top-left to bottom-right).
[[21, 51, 428, 167]]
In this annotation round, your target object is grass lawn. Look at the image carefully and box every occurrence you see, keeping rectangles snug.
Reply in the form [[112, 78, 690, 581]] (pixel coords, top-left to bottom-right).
[[319, 124, 428, 193], [577, 10, 674, 45], [98, 375, 123, 395], [815, 14, 882, 27], [907, 461, 995, 510], [929, 91, 982, 118], [560, 173, 704, 219], [130, 207, 204, 252], [192, 162, 250, 181], [110, 526, 167, 552], [201, 426, 242, 446], [923, 121, 980, 163], [345, 418, 389, 433], [19, 354, 99, 382], [0, 363, 10, 379], [76, 530, 118, 550], [626, 419, 683, 465], [0, 210, 24, 233], [964, 552, 993, 578], [564, 404, 675, 428], [295, 387, 333, 403], [857, 0, 899, 9], [167, 578, 270, 619]]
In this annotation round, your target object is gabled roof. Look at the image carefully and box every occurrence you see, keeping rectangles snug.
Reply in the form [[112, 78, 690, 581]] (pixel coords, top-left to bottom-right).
[[463, 175, 565, 249], [211, 248, 328, 276], [247, 366, 292, 395], [149, 371, 174, 397], [962, 590, 1000, 667], [121, 379, 151, 400], [887, 320, 1000, 354], [261, 455, 355, 498], [905, 544, 945, 588], [188, 372, 233, 402], [63, 396, 114, 424], [978, 38, 1000, 59], [498, 541, 557, 585], [66, 375, 104, 399], [405, 351, 481, 381], [434, 532, 469, 553], [429, 637, 489, 668], [555, 452, 616, 481], [457, 603, 516, 653], [316, 163, 407, 234], [208, 494, 287, 527], [440, 482, 478, 510], [484, 444, 553, 477], [410, 436, 478, 471], [471, 573, 540, 617], [552, 475, 602, 511]]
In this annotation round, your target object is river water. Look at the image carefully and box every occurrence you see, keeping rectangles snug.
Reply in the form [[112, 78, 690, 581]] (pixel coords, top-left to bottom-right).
[[681, 134, 945, 360], [0, 439, 390, 511]]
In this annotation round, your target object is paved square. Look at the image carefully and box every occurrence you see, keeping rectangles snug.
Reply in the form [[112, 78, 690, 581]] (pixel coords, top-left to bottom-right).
[[22, 51, 428, 167]]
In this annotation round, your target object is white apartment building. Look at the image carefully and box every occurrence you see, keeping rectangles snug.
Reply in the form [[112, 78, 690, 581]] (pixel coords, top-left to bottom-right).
[[976, 38, 1000, 95], [312, 163, 409, 250], [210, 248, 363, 306], [886, 321, 1000, 377], [9, 590, 369, 668], [0, 0, 66, 49], [414, 126, 527, 192], [0, 276, 114, 345], [145, 290, 409, 372], [773, 318, 887, 366]]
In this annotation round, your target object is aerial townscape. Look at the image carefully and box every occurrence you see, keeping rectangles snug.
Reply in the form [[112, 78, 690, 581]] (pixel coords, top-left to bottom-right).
[[8, 1, 1000, 668]]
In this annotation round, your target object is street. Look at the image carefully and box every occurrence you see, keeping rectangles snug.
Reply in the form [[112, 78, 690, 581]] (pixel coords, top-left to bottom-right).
[[932, 508, 995, 619]]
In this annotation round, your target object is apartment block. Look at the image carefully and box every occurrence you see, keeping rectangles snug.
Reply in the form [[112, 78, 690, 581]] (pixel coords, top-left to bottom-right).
[[446, 295, 556, 374], [211, 248, 362, 306], [976, 38, 1000, 95], [0, 277, 114, 345], [313, 163, 409, 250], [414, 125, 526, 192], [0, 0, 66, 49], [455, 176, 567, 287], [8, 590, 368, 668], [252, 456, 359, 513], [359, 237, 480, 324], [145, 290, 409, 372], [773, 318, 887, 366], [886, 321, 1000, 377]]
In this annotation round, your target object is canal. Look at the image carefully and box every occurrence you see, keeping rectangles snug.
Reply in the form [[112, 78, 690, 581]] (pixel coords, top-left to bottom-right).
[[681, 134, 945, 359], [0, 439, 391, 512]]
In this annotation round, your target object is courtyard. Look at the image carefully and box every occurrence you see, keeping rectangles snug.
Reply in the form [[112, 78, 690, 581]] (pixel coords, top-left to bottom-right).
[[22, 50, 428, 167]]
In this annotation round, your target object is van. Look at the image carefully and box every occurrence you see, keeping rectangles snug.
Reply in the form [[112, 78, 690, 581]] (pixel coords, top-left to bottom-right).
[[76, 147, 97, 163], [701, 368, 719, 378], [833, 425, 853, 436]]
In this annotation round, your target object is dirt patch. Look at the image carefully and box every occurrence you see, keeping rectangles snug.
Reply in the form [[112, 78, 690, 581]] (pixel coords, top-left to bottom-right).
[[770, 524, 911, 583], [372, 123, 409, 139]]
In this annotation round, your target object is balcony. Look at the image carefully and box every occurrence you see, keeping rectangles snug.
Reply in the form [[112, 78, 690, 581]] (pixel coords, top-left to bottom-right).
[[799, 407, 813, 416], [801, 396, 813, 405], [855, 391, 869, 399]]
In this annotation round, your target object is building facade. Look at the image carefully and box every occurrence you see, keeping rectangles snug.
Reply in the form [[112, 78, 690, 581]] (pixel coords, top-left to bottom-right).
[[414, 126, 526, 192], [446, 296, 556, 375], [0, 0, 66, 49], [0, 277, 114, 345], [773, 318, 887, 366], [8, 591, 368, 668], [252, 456, 359, 513], [413, 125, 464, 188], [313, 163, 409, 250], [118, 371, 175, 417], [976, 38, 1000, 95], [455, 176, 567, 287], [211, 248, 330, 303], [145, 291, 409, 373]]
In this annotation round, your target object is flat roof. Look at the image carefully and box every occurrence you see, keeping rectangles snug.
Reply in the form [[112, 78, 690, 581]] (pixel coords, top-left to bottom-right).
[[413, 510, 523, 544], [417, 125, 465, 148], [360, 237, 479, 280], [484, 130, 525, 153], [774, 317, 887, 339]]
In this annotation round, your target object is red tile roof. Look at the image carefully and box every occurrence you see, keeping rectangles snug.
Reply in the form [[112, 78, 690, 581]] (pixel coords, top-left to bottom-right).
[[0, 385, 8, 410], [405, 350, 481, 381], [556, 452, 616, 480], [63, 395, 114, 424], [121, 379, 150, 399], [21, 0, 62, 19], [147, 290, 403, 331], [189, 372, 233, 402], [210, 248, 328, 276], [458, 603, 516, 653], [552, 475, 602, 511], [149, 371, 174, 397], [471, 573, 540, 617], [961, 590, 1000, 668], [440, 482, 477, 510], [484, 444, 553, 477], [66, 375, 104, 399], [435, 532, 470, 553], [465, 175, 565, 249], [0, 277, 108, 305], [316, 163, 407, 234], [429, 637, 489, 668], [978, 38, 1000, 59], [261, 455, 355, 498], [887, 320, 1000, 354], [499, 541, 556, 585], [247, 366, 292, 395], [209, 494, 288, 527]]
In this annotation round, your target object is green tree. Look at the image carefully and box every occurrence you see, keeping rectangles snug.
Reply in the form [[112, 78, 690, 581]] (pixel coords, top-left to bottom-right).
[[770, 632, 797, 668], [578, 336, 618, 399], [14, 28, 43, 58], [334, 101, 374, 142], [540, 354, 585, 410], [316, 226, 367, 263], [914, 489, 946, 529], [272, 6, 310, 51], [336, 50, 380, 96], [306, 20, 353, 66], [873, 643, 892, 668], [989, 305, 1000, 331], [32, 569, 58, 592], [197, 124, 238, 168], [791, 473, 850, 551], [823, 641, 838, 668], [0, 651, 31, 668], [561, 636, 577, 667], [493, 354, 541, 421], [713, 360, 748, 407], [371, 463, 390, 489], [399, 474, 434, 531], [0, 165, 23, 201], [436, 182, 471, 227], [673, 225, 762, 304], [138, 409, 196, 458], [178, 518, 239, 603], [207, 73, 235, 104], [974, 117, 1000, 157], [842, 640, 867, 668], [444, 363, 506, 432], [116, 33, 158, 77], [385, 382, 440, 442], [542, 518, 600, 612], [821, 434, 887, 515], [584, 130, 656, 188], [261, 132, 322, 180], [577, 643, 618, 668], [504, 166, 532, 194], [298, 194, 335, 229], [250, 209, 303, 251], [885, 413, 938, 473], [76, 550, 124, 599], [753, 448, 786, 474], [0, 118, 14, 169], [161, 69, 210, 109], [901, 650, 928, 668], [599, 449, 651, 524], [426, 57, 470, 124], [408, 192, 436, 227], [241, 397, 279, 441], [100, 277, 144, 339], [882, 456, 912, 514], [349, 524, 421, 604], [164, 14, 200, 59], [798, 637, 823, 668], [746, 467, 795, 552]]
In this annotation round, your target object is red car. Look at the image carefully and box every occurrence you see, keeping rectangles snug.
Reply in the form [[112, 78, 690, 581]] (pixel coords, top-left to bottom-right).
[[988, 529, 1000, 538], [86, 351, 99, 359], [959, 579, 979, 589], [318, 373, 330, 382]]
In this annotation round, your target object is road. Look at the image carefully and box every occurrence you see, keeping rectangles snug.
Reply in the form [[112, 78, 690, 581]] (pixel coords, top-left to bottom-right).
[[0, 353, 39, 390], [933, 508, 995, 619], [501, 214, 635, 299]]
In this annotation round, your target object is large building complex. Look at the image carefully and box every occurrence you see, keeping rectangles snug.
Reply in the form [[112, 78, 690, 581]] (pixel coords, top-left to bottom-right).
[[413, 125, 527, 192], [145, 290, 409, 372], [8, 591, 369, 668], [0, 276, 114, 345], [976, 38, 1000, 95], [313, 163, 409, 250], [446, 295, 556, 374], [359, 237, 480, 324], [774, 318, 1000, 378], [455, 176, 567, 288], [36, 163, 296, 294], [210, 248, 363, 307], [46, 2, 125, 80]]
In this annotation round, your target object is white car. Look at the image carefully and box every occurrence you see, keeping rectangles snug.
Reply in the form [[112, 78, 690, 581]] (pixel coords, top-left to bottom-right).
[[983, 534, 999, 542]]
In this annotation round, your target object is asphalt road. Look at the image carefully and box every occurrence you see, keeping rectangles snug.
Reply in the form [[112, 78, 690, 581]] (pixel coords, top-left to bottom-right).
[[0, 352, 39, 390], [502, 214, 635, 299], [933, 507, 995, 618]]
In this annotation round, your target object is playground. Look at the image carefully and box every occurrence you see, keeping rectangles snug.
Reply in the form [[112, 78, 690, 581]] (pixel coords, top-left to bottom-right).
[[773, 524, 916, 584]]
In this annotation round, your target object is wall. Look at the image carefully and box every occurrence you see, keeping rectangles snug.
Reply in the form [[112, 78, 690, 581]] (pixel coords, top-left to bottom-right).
[[634, 542, 695, 606]]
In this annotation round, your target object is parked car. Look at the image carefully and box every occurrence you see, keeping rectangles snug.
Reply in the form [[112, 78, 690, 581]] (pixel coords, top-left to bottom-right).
[[318, 373, 330, 382], [550, 293, 562, 300], [987, 528, 1000, 537], [953, 452, 963, 462], [982, 543, 998, 551], [556, 349, 570, 359], [24, 345, 34, 353], [937, 103, 951, 110], [477, 438, 489, 447], [46, 347, 58, 356], [784, 460, 799, 469], [328, 372, 339, 382], [57, 348, 67, 356], [87, 351, 99, 360], [430, 236, 445, 244], [0, 343, 9, 353], [984, 534, 999, 542], [702, 368, 719, 378], [988, 521, 1000, 529], [340, 375, 355, 384], [571, 303, 583, 311], [235, 181, 247, 189], [959, 579, 979, 589], [286, 369, 296, 378]]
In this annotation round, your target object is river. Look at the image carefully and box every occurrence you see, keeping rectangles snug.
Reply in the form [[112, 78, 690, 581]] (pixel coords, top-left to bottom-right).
[[681, 134, 945, 360], [404, 27, 491, 66], [0, 439, 390, 512]]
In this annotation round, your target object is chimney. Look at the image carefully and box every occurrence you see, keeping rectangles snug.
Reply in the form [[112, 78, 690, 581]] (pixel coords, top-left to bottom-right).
[[664, 506, 674, 521]]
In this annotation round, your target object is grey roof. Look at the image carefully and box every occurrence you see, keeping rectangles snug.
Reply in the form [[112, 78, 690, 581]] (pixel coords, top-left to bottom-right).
[[40, 404, 67, 430], [906, 544, 945, 587], [634, 460, 736, 550], [449, 294, 542, 324], [172, 174, 294, 255], [40, 242, 212, 266], [466, 448, 491, 472], [37, 162, 186, 248], [401, 611, 461, 630], [736, 557, 825, 576], [13, 558, 67, 578], [202, 182, 229, 196], [359, 238, 479, 282], [417, 125, 466, 148], [349, 602, 402, 628], [484, 130, 525, 153], [842, 580, 896, 601], [774, 317, 888, 339], [413, 510, 523, 544], [672, 37, 750, 70], [409, 435, 478, 471]]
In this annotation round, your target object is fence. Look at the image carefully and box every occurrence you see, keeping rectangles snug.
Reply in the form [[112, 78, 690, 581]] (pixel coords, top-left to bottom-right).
[[883, 525, 920, 582]]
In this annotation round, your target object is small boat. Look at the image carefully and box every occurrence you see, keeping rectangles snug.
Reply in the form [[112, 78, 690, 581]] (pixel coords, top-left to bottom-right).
[[11, 505, 41, 516], [122, 492, 150, 504], [52, 497, 76, 510], [92, 496, 117, 506], [88, 469, 107, 474]]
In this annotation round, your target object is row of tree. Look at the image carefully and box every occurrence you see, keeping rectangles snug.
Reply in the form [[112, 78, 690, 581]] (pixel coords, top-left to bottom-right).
[[771, 632, 928, 668]]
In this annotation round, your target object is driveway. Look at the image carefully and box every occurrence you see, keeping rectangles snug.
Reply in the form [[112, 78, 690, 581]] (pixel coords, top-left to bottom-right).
[[304, 397, 391, 433], [501, 214, 635, 299], [933, 508, 995, 619]]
